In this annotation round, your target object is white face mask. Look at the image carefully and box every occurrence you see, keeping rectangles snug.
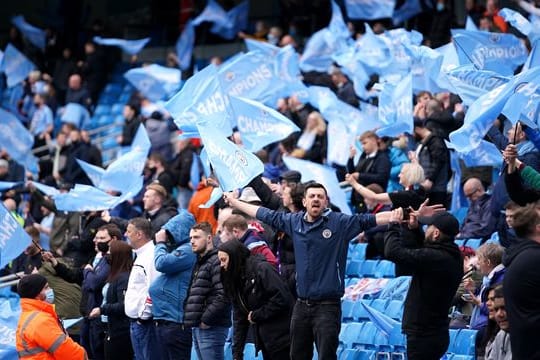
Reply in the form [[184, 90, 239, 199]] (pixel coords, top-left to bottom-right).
[[44, 288, 55, 304]]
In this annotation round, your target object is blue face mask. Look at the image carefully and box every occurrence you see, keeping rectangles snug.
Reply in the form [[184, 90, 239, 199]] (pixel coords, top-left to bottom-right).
[[45, 288, 55, 304]]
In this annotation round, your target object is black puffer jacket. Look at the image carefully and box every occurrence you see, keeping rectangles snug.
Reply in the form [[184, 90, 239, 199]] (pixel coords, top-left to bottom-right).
[[184, 249, 231, 328], [231, 256, 293, 359]]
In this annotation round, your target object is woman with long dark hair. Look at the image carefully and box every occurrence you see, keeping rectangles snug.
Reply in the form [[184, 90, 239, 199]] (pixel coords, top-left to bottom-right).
[[218, 240, 293, 360], [88, 241, 134, 360]]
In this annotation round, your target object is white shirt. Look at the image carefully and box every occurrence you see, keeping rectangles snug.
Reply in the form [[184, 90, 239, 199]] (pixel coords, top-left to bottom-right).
[[125, 241, 159, 319]]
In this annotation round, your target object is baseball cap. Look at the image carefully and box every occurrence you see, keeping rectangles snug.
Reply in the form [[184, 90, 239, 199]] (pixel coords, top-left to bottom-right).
[[279, 170, 301, 184], [418, 211, 459, 238]]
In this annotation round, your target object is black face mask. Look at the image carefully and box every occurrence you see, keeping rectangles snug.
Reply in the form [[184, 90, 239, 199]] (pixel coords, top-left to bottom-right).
[[97, 241, 110, 253]]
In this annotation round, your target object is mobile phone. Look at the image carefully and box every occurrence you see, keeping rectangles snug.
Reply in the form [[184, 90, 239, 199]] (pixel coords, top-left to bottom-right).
[[403, 207, 411, 221], [461, 294, 474, 301]]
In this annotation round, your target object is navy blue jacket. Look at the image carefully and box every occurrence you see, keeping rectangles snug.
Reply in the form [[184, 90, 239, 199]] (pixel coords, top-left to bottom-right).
[[256, 208, 376, 300]]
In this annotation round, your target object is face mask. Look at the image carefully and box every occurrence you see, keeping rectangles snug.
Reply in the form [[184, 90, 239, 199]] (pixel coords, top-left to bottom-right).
[[45, 288, 55, 304], [436, 3, 445, 11], [267, 34, 278, 45], [97, 241, 109, 253]]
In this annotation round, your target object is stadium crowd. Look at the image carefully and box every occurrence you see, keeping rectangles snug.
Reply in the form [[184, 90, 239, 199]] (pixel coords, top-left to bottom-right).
[[3, 0, 540, 359]]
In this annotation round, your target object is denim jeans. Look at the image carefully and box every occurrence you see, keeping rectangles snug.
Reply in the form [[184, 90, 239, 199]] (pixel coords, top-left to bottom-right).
[[290, 300, 341, 360], [130, 320, 157, 360], [154, 321, 192, 360], [192, 326, 229, 360]]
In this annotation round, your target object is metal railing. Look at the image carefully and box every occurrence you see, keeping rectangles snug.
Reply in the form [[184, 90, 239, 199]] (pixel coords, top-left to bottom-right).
[[0, 272, 24, 288]]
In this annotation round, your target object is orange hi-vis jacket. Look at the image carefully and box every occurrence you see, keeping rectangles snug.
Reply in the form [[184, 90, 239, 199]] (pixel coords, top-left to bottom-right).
[[16, 298, 87, 360]]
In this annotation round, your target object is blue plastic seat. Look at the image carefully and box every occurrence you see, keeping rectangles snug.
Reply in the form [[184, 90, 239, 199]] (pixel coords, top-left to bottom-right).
[[385, 299, 404, 320], [341, 322, 364, 349], [449, 328, 459, 351], [464, 238, 482, 250], [450, 329, 477, 355], [350, 243, 367, 261], [448, 355, 474, 360], [360, 260, 379, 278], [224, 342, 233, 360], [346, 259, 362, 277], [370, 299, 388, 313], [342, 299, 356, 322], [356, 322, 378, 350], [451, 207, 469, 225], [454, 239, 465, 247], [352, 300, 370, 321], [375, 260, 395, 278], [243, 343, 262, 360]]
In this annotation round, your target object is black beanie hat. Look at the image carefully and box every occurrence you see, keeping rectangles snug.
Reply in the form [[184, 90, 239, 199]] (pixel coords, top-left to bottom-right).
[[17, 274, 47, 299]]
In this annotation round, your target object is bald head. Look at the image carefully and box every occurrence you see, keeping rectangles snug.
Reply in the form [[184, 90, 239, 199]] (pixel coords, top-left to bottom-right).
[[463, 178, 485, 202]]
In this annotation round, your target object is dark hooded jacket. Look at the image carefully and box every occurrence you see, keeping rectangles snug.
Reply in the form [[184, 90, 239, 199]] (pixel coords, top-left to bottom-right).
[[503, 239, 540, 360], [385, 224, 463, 335]]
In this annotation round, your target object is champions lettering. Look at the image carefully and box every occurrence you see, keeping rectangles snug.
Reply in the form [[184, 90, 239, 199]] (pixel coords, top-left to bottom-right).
[[0, 212, 19, 248], [237, 114, 282, 134], [227, 65, 272, 96], [471, 45, 526, 68], [195, 92, 228, 116], [450, 70, 508, 91], [205, 141, 248, 183]]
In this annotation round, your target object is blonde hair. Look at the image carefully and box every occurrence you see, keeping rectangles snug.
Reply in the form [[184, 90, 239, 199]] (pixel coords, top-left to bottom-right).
[[306, 111, 326, 135], [401, 163, 425, 187]]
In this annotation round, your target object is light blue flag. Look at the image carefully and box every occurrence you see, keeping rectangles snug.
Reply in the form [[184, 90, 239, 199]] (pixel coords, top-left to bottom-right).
[[78, 125, 150, 192], [190, 153, 201, 190], [61, 103, 91, 129], [192, 0, 229, 27], [197, 124, 264, 191], [446, 140, 502, 167], [0, 182, 22, 192], [329, 1, 351, 40], [499, 8, 533, 39], [124, 64, 181, 102], [449, 66, 540, 152], [377, 74, 413, 137], [332, 48, 370, 99], [404, 44, 444, 93], [299, 29, 336, 72], [218, 51, 279, 106], [449, 151, 467, 212], [0, 108, 38, 172], [445, 65, 509, 106], [523, 39, 540, 71], [393, 0, 426, 26], [229, 95, 300, 152], [176, 21, 195, 71], [165, 64, 234, 134], [199, 147, 211, 178], [0, 289, 21, 360], [354, 24, 393, 74], [435, 42, 460, 91], [451, 29, 528, 75], [345, 0, 396, 20], [360, 300, 401, 337], [199, 187, 223, 208], [501, 89, 540, 128], [282, 157, 351, 215], [465, 16, 479, 31], [245, 38, 279, 56], [54, 176, 143, 212], [210, 1, 249, 40], [11, 15, 46, 51], [178, 124, 201, 139], [31, 181, 61, 197], [93, 36, 150, 55], [327, 118, 355, 166], [0, 202, 31, 268], [274, 45, 307, 101], [0, 44, 35, 88]]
